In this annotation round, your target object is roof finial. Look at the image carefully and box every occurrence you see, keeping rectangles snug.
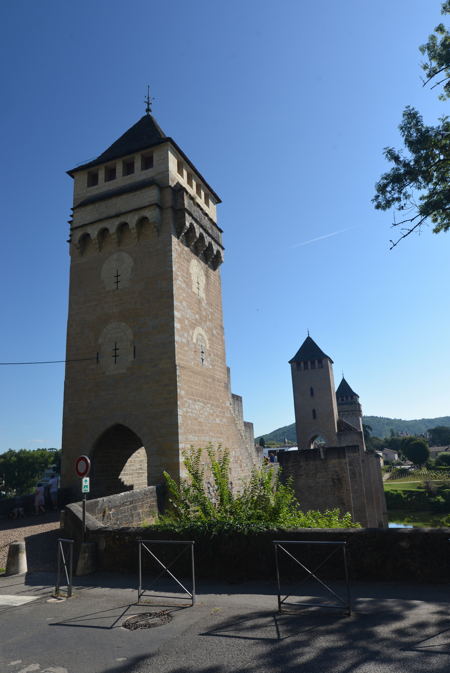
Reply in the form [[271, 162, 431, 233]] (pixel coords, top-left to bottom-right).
[[144, 85, 154, 115], [342, 370, 345, 380], [307, 328, 310, 337]]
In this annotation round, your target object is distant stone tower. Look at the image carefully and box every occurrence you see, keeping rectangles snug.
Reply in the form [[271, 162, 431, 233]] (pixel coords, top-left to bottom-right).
[[60, 108, 259, 498], [336, 377, 363, 433], [283, 335, 387, 527], [289, 336, 339, 449]]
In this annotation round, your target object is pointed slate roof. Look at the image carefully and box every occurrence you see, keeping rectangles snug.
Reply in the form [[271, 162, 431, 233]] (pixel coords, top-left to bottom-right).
[[67, 113, 221, 202], [289, 336, 332, 364], [336, 377, 359, 400], [68, 115, 166, 174]]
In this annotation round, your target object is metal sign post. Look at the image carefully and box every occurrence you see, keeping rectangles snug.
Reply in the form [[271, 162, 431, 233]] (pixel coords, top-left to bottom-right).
[[75, 456, 91, 543]]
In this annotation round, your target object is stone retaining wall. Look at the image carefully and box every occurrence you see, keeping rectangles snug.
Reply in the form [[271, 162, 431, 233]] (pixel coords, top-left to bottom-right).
[[62, 493, 450, 583]]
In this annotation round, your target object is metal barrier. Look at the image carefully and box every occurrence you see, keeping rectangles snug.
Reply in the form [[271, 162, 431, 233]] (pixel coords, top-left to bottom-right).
[[55, 538, 74, 598], [273, 540, 351, 616], [137, 540, 195, 606]]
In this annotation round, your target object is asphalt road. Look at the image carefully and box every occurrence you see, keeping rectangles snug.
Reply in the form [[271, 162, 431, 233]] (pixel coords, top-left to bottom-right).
[[1, 572, 450, 673]]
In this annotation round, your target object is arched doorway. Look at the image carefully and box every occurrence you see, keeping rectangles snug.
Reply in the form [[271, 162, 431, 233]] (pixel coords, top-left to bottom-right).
[[90, 424, 148, 497], [309, 434, 327, 449]]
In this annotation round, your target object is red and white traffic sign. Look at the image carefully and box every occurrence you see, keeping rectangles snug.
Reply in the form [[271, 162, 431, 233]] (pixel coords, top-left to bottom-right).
[[75, 455, 91, 478]]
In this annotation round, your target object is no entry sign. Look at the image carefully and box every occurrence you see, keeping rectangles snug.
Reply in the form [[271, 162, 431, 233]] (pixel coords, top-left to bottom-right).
[[75, 455, 91, 478]]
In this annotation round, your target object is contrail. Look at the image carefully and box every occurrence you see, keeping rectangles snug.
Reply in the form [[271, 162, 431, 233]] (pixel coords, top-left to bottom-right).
[[291, 226, 356, 249]]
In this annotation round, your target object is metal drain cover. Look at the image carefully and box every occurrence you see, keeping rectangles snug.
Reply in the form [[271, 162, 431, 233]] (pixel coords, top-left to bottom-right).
[[123, 611, 173, 630]]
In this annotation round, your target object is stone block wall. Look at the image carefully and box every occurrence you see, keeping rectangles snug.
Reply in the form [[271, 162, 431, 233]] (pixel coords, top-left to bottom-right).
[[278, 446, 387, 528], [64, 486, 161, 539]]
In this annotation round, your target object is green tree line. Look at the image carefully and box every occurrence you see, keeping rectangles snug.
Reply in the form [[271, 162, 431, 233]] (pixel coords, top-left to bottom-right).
[[0, 448, 61, 497]]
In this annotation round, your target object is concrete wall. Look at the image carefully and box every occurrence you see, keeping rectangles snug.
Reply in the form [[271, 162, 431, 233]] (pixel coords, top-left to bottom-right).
[[278, 446, 388, 528]]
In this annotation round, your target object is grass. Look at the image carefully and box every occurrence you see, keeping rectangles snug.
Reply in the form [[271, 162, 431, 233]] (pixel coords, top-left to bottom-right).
[[384, 481, 425, 492]]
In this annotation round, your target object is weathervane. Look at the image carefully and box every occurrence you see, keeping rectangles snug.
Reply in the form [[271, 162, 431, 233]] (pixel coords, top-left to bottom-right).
[[144, 85, 154, 115]]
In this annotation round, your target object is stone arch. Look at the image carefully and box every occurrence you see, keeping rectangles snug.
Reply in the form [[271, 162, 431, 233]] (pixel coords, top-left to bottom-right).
[[211, 250, 223, 270], [309, 434, 327, 449], [136, 215, 156, 242], [78, 232, 93, 256], [90, 424, 148, 497], [184, 223, 197, 246], [116, 221, 133, 247], [189, 259, 206, 299], [97, 227, 114, 252], [98, 321, 134, 374], [193, 326, 209, 366], [101, 251, 134, 291]]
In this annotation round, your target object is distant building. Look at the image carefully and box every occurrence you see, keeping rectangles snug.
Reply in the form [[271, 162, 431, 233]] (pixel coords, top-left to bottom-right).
[[382, 448, 399, 464], [278, 336, 388, 528]]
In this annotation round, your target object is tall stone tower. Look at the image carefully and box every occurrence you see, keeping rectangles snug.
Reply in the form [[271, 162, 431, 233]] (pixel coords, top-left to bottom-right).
[[61, 109, 259, 498], [336, 377, 363, 433], [284, 335, 388, 527], [289, 336, 339, 449]]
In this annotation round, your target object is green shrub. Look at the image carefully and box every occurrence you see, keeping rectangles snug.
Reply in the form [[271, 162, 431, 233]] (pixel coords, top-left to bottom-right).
[[155, 447, 358, 534]]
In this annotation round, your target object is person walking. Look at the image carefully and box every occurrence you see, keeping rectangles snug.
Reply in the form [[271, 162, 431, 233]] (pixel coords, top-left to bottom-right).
[[34, 483, 45, 514]]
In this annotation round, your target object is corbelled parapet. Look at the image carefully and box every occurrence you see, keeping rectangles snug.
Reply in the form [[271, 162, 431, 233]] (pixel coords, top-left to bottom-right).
[[173, 186, 224, 269]]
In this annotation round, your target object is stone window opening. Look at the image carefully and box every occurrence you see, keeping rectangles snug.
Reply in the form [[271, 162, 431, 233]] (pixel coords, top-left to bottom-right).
[[312, 409, 317, 419], [310, 360, 316, 369], [122, 159, 135, 176], [105, 164, 117, 182], [187, 172, 193, 187], [112, 341, 120, 364], [177, 159, 184, 177], [204, 192, 210, 207], [193, 326, 209, 367], [87, 170, 99, 187], [303, 361, 309, 370], [317, 359, 323, 368], [141, 152, 154, 170], [196, 182, 202, 197], [310, 387, 314, 397]]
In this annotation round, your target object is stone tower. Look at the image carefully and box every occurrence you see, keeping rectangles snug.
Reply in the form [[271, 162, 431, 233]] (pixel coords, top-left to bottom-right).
[[284, 335, 388, 527], [289, 336, 339, 449], [60, 110, 259, 499], [336, 377, 363, 433]]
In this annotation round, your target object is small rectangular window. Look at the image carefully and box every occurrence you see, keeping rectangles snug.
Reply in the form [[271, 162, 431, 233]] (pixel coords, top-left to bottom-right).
[[196, 183, 202, 197], [312, 409, 317, 419], [317, 359, 323, 369], [310, 360, 316, 369], [204, 192, 210, 207], [177, 159, 184, 176], [105, 165, 116, 182], [87, 170, 98, 187], [303, 361, 309, 370], [187, 172, 193, 187], [122, 159, 135, 176], [141, 153, 154, 170]]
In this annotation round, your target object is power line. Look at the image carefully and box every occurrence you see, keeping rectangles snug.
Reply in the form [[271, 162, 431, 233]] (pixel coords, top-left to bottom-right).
[[0, 356, 97, 366]]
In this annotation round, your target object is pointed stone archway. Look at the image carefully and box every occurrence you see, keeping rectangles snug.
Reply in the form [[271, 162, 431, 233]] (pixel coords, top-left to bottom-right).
[[90, 424, 148, 497]]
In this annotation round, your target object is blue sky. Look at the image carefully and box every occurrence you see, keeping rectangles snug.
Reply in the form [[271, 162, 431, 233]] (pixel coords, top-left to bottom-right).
[[1, 0, 449, 450]]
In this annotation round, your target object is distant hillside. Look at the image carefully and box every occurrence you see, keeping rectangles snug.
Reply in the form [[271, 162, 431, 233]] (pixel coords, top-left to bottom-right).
[[258, 416, 450, 445]]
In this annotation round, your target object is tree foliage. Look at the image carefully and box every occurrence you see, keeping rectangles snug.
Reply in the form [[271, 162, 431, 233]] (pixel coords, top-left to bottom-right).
[[0, 448, 60, 496], [373, 2, 450, 248], [157, 447, 358, 534], [429, 425, 450, 446], [401, 437, 430, 466]]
